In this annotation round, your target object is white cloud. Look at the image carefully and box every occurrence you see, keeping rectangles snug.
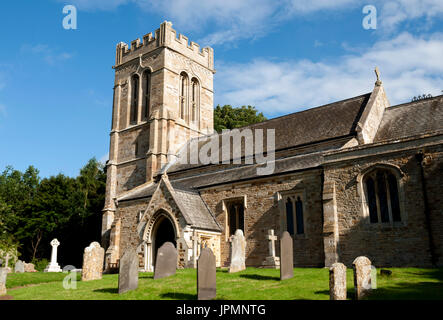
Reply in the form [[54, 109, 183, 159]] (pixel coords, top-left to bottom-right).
[[215, 32, 443, 116], [379, 0, 443, 31], [99, 153, 109, 164], [56, 0, 443, 45], [21, 44, 73, 66]]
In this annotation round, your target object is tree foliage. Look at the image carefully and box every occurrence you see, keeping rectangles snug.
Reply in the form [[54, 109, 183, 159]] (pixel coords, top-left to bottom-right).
[[214, 105, 267, 133], [0, 158, 106, 266]]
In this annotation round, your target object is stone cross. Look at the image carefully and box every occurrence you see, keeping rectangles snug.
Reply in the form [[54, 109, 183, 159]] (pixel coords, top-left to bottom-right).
[[267, 229, 277, 257], [375, 66, 382, 86], [44, 239, 62, 272]]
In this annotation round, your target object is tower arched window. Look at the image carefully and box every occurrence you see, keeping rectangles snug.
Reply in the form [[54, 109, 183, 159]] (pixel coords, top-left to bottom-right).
[[142, 70, 151, 120], [363, 168, 402, 224], [179, 72, 188, 121], [130, 74, 139, 124], [191, 78, 200, 123]]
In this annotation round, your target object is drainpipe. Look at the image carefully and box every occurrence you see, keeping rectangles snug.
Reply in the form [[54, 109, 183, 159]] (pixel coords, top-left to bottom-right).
[[415, 151, 436, 266]]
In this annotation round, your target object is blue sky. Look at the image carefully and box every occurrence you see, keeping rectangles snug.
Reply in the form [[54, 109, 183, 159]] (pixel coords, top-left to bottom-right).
[[0, 0, 442, 178]]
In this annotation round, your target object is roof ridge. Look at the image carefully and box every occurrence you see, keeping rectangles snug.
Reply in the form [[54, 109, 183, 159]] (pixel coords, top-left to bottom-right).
[[228, 92, 372, 131], [387, 94, 443, 110]]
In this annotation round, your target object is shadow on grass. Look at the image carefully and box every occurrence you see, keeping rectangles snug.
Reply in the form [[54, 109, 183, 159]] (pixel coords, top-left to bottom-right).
[[160, 292, 196, 300], [239, 274, 280, 281], [139, 274, 154, 279], [93, 287, 119, 294], [368, 281, 443, 300]]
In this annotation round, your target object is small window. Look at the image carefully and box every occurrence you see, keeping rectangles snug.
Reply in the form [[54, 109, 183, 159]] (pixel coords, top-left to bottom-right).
[[284, 195, 305, 235], [285, 198, 294, 235], [130, 74, 139, 124], [142, 70, 151, 120], [228, 201, 244, 236], [363, 168, 402, 224], [179, 72, 188, 121], [191, 78, 199, 123]]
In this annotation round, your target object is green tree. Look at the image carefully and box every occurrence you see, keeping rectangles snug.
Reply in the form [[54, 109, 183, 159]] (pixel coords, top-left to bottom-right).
[[214, 105, 267, 133]]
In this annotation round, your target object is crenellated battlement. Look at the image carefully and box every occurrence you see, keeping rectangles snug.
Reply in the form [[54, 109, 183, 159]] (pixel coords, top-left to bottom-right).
[[115, 21, 214, 71]]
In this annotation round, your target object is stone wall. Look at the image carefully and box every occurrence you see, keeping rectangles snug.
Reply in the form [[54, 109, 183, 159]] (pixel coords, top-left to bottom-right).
[[323, 145, 442, 267], [200, 169, 325, 267], [421, 145, 443, 266]]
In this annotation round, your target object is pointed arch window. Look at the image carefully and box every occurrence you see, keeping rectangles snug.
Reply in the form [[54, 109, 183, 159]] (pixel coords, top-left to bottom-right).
[[179, 72, 188, 121], [191, 77, 200, 123], [142, 70, 151, 120], [363, 168, 402, 224], [283, 194, 305, 235], [130, 74, 139, 124]]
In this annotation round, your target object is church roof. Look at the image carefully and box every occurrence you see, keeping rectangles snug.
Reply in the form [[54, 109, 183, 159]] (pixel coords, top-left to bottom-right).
[[166, 93, 370, 173], [118, 179, 221, 232], [172, 184, 221, 231], [374, 95, 443, 142]]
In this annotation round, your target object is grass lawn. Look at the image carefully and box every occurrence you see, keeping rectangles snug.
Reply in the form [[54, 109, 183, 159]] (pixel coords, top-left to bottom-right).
[[4, 267, 443, 300]]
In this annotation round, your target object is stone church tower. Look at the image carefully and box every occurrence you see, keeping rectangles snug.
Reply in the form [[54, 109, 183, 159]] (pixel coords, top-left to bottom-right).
[[102, 21, 215, 255]]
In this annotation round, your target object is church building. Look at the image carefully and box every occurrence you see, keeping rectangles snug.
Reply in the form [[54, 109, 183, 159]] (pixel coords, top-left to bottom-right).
[[101, 21, 443, 271]]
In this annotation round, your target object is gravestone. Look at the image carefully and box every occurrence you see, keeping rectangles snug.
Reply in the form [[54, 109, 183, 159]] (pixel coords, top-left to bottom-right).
[[153, 242, 177, 280], [353, 256, 372, 300], [229, 229, 246, 273], [14, 260, 25, 273], [44, 239, 62, 272], [0, 268, 7, 296], [279, 231, 293, 280], [24, 262, 37, 272], [280, 231, 294, 280], [63, 265, 76, 272], [329, 262, 347, 300], [197, 247, 216, 300], [118, 248, 139, 294], [262, 229, 280, 268], [81, 242, 105, 281]]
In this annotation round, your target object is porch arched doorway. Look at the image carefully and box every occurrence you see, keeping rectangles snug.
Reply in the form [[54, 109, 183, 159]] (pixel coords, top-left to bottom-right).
[[152, 215, 176, 266]]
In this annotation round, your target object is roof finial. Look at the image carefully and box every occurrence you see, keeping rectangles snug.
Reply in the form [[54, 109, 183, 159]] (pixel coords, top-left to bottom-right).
[[374, 66, 382, 86]]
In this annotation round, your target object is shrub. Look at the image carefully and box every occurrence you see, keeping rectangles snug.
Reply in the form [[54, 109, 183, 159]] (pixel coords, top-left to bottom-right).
[[31, 258, 49, 272]]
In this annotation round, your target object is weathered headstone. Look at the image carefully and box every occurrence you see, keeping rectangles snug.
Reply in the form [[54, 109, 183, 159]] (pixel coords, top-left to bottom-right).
[[279, 231, 293, 280], [153, 242, 177, 280], [118, 248, 139, 294], [44, 239, 62, 272], [197, 247, 216, 300], [262, 229, 280, 268], [62, 265, 76, 272], [353, 256, 372, 300], [229, 229, 246, 273], [329, 262, 347, 300], [81, 242, 105, 281], [0, 268, 7, 296], [14, 260, 25, 273], [24, 262, 37, 272]]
